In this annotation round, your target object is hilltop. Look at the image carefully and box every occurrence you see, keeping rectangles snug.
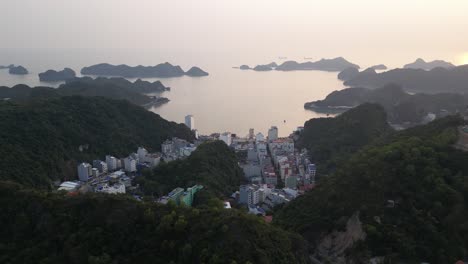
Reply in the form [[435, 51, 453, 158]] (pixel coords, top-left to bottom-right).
[[276, 116, 468, 263], [297, 103, 392, 174], [137, 141, 245, 200], [404, 58, 455, 70], [305, 83, 468, 124], [344, 64, 468, 93]]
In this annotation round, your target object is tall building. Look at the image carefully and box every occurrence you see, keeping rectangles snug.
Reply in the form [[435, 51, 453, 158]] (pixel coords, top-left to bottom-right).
[[249, 128, 255, 139], [219, 132, 232, 146], [93, 160, 108, 173], [77, 162, 92, 182], [92, 168, 100, 177], [268, 126, 278, 141], [137, 147, 148, 161], [239, 185, 252, 205], [123, 157, 137, 172], [105, 155, 117, 171], [307, 163, 317, 183], [185, 115, 195, 130]]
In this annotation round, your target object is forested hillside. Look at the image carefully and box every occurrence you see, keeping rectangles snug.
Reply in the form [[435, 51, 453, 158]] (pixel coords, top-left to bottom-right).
[[276, 116, 468, 263], [0, 182, 310, 264], [0, 96, 194, 188]]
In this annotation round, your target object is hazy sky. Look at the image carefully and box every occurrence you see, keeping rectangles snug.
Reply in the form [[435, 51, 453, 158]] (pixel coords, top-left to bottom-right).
[[1, 0, 468, 66]]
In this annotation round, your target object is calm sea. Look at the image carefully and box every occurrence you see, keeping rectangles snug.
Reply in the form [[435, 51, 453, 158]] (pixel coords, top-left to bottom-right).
[[0, 49, 347, 136]]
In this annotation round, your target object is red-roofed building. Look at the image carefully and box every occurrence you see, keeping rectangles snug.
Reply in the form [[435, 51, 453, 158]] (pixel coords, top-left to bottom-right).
[[264, 215, 273, 223]]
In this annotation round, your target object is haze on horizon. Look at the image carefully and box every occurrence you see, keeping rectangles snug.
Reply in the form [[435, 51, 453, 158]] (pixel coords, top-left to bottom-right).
[[1, 0, 468, 67]]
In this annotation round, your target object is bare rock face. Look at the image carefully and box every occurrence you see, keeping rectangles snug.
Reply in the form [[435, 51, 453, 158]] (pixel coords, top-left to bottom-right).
[[315, 212, 366, 263]]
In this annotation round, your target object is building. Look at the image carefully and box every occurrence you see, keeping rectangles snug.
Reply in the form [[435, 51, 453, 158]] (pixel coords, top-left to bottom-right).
[[255, 132, 265, 142], [307, 163, 317, 184], [137, 147, 148, 161], [105, 155, 118, 171], [223, 201, 232, 209], [77, 163, 92, 182], [285, 175, 298, 189], [92, 168, 99, 177], [185, 115, 195, 130], [180, 185, 204, 206], [123, 157, 137, 172], [268, 126, 278, 141], [249, 128, 255, 139], [179, 146, 197, 158], [239, 184, 265, 206], [241, 162, 262, 179], [219, 132, 232, 146], [256, 141, 267, 158], [269, 138, 294, 153], [145, 153, 161, 167], [168, 187, 185, 204], [239, 185, 252, 205], [96, 183, 126, 194], [93, 160, 108, 173], [162, 140, 174, 155], [263, 168, 278, 186], [58, 181, 80, 192]]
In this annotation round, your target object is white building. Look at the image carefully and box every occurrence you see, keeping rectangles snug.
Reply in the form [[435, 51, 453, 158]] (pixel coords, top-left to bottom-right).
[[268, 126, 278, 141], [97, 183, 126, 194], [256, 141, 267, 158], [137, 147, 148, 161], [219, 132, 232, 146], [179, 146, 197, 157], [58, 181, 80, 192], [123, 157, 137, 172], [77, 163, 92, 182], [105, 155, 117, 171], [255, 132, 265, 142], [92, 168, 99, 177], [162, 140, 174, 155], [145, 153, 161, 167], [185, 115, 195, 130]]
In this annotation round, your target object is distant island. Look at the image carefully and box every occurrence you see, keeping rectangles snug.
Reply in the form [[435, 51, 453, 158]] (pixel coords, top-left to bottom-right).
[[275, 57, 359, 72], [65, 76, 170, 93], [343, 64, 468, 93], [237, 57, 359, 72], [9, 65, 28, 75], [185, 66, 209, 77], [403, 58, 455, 70], [0, 77, 170, 107], [81, 62, 209, 78], [369, 64, 387, 70], [304, 83, 468, 125], [0, 64, 14, 70], [39, 68, 76, 82]]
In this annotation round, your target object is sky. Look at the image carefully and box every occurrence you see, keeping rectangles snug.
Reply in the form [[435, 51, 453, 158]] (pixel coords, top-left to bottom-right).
[[1, 0, 468, 66]]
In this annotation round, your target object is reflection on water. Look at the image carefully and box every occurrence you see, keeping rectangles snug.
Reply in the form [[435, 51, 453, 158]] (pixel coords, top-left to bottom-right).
[[0, 49, 345, 136]]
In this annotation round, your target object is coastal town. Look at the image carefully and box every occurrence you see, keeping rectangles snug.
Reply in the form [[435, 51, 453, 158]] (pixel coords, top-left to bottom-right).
[[58, 115, 317, 214]]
